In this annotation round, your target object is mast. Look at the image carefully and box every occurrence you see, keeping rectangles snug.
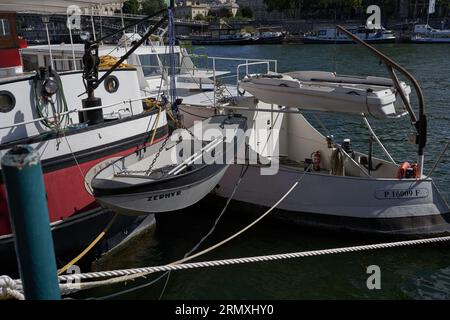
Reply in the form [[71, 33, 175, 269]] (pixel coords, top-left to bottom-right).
[[168, 0, 179, 117], [427, 0, 436, 26]]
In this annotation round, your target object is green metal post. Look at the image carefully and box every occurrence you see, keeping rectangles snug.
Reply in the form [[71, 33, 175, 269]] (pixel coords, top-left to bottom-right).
[[1, 145, 61, 300]]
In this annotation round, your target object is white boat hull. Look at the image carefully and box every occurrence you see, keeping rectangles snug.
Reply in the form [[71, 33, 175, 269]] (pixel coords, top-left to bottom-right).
[[96, 165, 229, 215], [214, 164, 450, 236]]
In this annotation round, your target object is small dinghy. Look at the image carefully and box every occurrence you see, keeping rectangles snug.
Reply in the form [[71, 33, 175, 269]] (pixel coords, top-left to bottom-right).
[[91, 115, 247, 215], [239, 71, 411, 118]]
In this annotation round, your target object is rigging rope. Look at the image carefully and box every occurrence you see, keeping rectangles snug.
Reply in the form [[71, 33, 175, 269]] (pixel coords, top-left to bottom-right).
[[95, 164, 250, 300], [57, 213, 118, 276]]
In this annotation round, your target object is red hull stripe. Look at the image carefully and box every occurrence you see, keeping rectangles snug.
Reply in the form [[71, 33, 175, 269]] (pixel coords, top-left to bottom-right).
[[0, 49, 22, 68], [0, 134, 167, 236]]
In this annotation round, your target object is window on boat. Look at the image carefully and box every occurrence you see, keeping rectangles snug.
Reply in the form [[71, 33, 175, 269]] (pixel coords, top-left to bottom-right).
[[139, 53, 180, 77], [0, 18, 10, 37], [40, 55, 81, 72], [0, 91, 15, 113], [319, 30, 327, 36], [22, 54, 39, 72]]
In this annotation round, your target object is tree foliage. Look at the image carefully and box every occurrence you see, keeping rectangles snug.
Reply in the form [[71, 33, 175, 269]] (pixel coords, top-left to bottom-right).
[[209, 8, 233, 18], [239, 6, 254, 18], [122, 0, 140, 15], [262, 0, 450, 19], [141, 0, 167, 16], [194, 13, 205, 20]]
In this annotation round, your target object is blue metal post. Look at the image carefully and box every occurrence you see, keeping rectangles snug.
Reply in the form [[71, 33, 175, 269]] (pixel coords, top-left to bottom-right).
[[1, 145, 61, 300]]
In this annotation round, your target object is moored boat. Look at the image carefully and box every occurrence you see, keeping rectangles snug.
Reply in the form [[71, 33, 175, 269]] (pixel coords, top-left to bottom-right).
[[178, 32, 253, 46], [410, 24, 450, 43], [178, 27, 450, 237], [92, 115, 247, 215], [0, 3, 169, 274], [303, 26, 396, 44], [252, 27, 286, 44]]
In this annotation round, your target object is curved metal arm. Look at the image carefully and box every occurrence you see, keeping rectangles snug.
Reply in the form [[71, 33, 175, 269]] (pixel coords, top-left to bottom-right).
[[336, 25, 427, 175], [336, 26, 425, 122]]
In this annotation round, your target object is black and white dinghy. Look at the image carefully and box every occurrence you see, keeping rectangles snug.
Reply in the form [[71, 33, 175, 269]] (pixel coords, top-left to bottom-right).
[[91, 115, 247, 215]]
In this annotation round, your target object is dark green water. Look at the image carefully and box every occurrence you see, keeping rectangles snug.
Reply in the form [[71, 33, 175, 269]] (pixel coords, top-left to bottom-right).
[[87, 44, 450, 300]]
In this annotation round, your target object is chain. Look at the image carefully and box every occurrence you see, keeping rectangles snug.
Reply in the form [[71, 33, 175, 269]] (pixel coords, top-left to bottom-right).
[[145, 135, 170, 176], [117, 108, 197, 177]]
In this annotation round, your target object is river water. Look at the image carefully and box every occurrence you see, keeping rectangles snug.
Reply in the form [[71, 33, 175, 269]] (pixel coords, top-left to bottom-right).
[[84, 44, 450, 300]]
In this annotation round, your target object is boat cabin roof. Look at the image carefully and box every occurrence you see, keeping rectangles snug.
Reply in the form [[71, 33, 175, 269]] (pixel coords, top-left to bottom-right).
[[21, 43, 181, 56]]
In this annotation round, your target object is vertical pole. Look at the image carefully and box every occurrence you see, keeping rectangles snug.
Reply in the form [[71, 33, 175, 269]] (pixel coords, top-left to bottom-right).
[[67, 14, 77, 70], [168, 0, 178, 117], [44, 23, 54, 70], [1, 145, 61, 300], [91, 7, 97, 42], [120, 7, 128, 52], [213, 57, 216, 110], [100, 10, 103, 45]]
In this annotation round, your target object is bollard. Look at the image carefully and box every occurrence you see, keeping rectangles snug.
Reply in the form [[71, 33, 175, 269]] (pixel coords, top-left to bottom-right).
[[1, 145, 61, 300]]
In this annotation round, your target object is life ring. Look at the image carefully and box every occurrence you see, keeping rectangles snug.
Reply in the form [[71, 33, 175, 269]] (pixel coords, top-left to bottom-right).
[[396, 162, 410, 179], [397, 162, 420, 179]]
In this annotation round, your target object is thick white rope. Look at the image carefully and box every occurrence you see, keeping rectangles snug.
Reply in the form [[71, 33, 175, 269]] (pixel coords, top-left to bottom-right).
[[51, 234, 450, 296], [0, 276, 24, 300], [61, 234, 450, 282], [6, 234, 450, 297]]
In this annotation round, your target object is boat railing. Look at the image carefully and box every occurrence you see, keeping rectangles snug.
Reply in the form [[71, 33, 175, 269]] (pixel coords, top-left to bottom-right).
[[236, 61, 272, 95], [185, 54, 277, 78], [0, 95, 157, 132]]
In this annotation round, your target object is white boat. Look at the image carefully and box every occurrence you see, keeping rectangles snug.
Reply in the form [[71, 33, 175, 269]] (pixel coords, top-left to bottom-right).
[[303, 26, 396, 44], [91, 115, 247, 215], [239, 71, 411, 118], [0, 2, 171, 273], [410, 24, 450, 43], [177, 29, 450, 238]]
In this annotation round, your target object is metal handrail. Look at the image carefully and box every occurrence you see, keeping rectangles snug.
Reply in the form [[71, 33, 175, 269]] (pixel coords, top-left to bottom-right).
[[362, 115, 397, 165], [0, 95, 158, 131], [236, 61, 270, 95]]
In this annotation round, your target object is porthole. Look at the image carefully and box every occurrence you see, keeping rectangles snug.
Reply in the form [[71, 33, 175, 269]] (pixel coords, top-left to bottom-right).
[[104, 75, 119, 93], [0, 91, 16, 113]]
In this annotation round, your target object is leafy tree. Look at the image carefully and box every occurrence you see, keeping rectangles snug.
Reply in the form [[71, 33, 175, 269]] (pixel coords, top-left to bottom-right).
[[141, 0, 167, 16], [194, 13, 205, 20], [122, 0, 140, 15], [239, 6, 253, 18], [209, 7, 233, 18]]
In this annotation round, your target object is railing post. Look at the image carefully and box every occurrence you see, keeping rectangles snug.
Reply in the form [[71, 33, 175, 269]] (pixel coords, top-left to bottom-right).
[[213, 58, 216, 109], [1, 145, 61, 300]]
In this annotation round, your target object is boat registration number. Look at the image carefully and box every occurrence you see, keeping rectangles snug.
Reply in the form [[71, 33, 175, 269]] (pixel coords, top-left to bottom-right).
[[375, 188, 429, 200]]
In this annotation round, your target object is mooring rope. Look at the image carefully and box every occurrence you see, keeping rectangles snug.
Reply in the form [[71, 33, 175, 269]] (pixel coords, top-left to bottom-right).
[[52, 234, 450, 295], [0, 276, 24, 300], [4, 234, 450, 298]]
